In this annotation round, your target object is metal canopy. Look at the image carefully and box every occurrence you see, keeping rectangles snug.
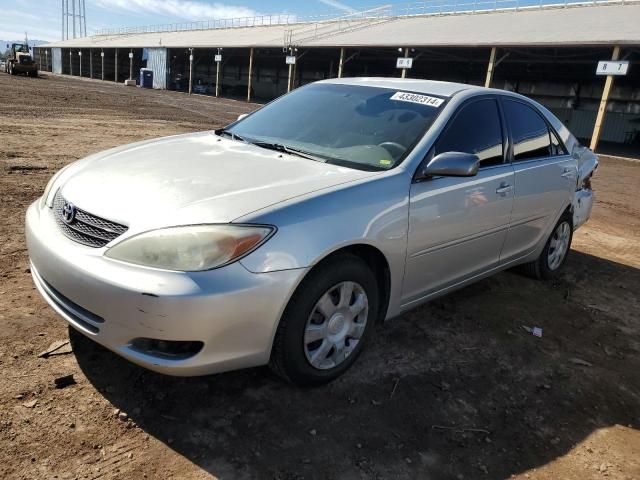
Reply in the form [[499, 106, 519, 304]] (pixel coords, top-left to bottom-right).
[[41, 2, 640, 49]]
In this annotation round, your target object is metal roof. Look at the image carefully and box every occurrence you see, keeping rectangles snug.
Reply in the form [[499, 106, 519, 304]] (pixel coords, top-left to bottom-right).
[[41, 2, 640, 50]]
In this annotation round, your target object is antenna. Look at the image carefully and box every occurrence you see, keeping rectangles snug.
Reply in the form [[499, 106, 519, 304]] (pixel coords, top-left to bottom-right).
[[62, 0, 87, 40]]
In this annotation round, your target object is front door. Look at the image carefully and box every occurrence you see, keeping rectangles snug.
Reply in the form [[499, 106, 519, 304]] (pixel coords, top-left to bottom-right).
[[403, 97, 515, 306]]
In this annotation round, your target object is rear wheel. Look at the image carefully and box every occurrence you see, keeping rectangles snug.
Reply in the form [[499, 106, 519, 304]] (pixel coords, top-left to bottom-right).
[[521, 212, 573, 280], [270, 254, 379, 386]]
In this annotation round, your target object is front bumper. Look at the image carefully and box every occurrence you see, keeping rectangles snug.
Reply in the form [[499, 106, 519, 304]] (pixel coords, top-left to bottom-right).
[[25, 201, 306, 376], [14, 63, 37, 72]]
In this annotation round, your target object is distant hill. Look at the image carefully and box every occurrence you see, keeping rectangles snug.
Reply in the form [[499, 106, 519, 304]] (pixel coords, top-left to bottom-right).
[[1, 39, 49, 59], [1, 39, 49, 48]]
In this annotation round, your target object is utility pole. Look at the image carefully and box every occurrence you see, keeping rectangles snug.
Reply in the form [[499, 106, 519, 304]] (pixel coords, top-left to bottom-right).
[[61, 0, 88, 40], [338, 48, 344, 78], [72, 0, 76, 38]]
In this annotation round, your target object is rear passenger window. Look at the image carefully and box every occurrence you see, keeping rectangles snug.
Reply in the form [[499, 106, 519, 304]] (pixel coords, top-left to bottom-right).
[[436, 99, 504, 167], [502, 99, 554, 161]]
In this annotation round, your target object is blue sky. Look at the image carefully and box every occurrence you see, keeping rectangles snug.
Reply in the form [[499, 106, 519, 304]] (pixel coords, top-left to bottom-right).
[[1, 0, 383, 41]]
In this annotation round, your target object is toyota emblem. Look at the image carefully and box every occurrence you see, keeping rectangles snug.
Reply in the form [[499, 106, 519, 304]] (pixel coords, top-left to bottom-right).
[[62, 201, 76, 224]]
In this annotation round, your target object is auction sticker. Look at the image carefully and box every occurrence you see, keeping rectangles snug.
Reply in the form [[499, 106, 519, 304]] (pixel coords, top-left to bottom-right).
[[390, 92, 444, 107]]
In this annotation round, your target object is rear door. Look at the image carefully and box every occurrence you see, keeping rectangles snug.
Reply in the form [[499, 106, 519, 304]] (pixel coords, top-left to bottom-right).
[[499, 97, 576, 262], [403, 97, 515, 305]]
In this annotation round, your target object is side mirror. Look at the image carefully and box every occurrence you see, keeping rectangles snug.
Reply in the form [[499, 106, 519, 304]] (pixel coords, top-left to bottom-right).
[[237, 113, 248, 121], [417, 151, 480, 180]]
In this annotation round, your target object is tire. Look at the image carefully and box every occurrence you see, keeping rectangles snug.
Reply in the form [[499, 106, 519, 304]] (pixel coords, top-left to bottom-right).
[[521, 211, 573, 280], [270, 253, 379, 386]]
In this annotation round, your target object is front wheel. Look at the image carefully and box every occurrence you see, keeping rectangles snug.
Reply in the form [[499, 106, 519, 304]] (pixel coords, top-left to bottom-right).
[[270, 254, 379, 386], [521, 212, 573, 280]]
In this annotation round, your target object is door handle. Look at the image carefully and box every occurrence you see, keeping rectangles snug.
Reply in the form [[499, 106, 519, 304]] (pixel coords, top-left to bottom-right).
[[561, 168, 576, 179], [495, 183, 513, 196]]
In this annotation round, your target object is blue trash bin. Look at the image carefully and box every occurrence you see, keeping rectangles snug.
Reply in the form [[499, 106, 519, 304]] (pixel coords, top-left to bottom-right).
[[139, 68, 153, 88]]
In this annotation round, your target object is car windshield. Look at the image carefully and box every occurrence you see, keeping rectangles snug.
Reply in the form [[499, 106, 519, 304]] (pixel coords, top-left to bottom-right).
[[224, 83, 445, 171]]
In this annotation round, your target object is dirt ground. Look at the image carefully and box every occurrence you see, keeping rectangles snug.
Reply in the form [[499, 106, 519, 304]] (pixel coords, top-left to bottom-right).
[[1, 72, 639, 480]]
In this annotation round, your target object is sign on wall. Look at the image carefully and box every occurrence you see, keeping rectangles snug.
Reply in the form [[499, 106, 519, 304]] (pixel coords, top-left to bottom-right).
[[286, 55, 297, 65], [396, 57, 413, 69], [596, 60, 629, 76]]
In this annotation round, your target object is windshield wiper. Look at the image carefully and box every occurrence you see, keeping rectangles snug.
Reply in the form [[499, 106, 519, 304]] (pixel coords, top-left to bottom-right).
[[214, 128, 247, 143], [250, 142, 325, 162]]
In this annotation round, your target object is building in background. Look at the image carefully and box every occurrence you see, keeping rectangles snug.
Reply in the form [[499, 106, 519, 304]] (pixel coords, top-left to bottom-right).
[[35, 0, 640, 156]]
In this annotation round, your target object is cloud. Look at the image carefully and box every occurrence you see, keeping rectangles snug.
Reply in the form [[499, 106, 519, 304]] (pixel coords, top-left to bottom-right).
[[93, 0, 259, 20], [318, 0, 356, 14]]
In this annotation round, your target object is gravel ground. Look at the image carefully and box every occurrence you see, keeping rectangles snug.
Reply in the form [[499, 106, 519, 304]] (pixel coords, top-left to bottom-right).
[[1, 72, 639, 480]]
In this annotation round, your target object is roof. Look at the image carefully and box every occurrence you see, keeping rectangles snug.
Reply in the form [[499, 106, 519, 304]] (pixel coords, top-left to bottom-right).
[[321, 77, 474, 97], [41, 2, 640, 49]]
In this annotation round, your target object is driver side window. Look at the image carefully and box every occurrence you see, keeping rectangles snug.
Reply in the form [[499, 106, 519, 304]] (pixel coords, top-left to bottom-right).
[[435, 99, 504, 167]]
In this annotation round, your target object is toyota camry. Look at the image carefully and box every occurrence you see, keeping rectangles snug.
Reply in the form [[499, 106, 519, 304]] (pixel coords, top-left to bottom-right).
[[26, 78, 597, 385]]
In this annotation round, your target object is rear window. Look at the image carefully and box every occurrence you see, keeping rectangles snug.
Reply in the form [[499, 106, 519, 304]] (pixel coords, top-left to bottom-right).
[[502, 99, 555, 161]]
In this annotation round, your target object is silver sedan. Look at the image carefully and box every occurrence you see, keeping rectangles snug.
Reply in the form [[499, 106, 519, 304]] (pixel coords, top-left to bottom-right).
[[26, 78, 597, 385]]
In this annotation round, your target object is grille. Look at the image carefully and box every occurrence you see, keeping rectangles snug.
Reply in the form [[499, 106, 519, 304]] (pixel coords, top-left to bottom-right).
[[53, 191, 128, 248]]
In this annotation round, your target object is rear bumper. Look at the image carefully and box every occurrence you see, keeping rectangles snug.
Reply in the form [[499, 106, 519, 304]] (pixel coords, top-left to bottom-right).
[[26, 201, 306, 376], [573, 188, 594, 230]]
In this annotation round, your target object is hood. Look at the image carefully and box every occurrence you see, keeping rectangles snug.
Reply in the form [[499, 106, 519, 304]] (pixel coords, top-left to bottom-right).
[[60, 132, 373, 232]]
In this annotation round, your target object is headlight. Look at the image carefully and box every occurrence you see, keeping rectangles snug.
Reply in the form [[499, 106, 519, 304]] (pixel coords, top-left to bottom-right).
[[105, 225, 275, 271], [40, 163, 74, 208]]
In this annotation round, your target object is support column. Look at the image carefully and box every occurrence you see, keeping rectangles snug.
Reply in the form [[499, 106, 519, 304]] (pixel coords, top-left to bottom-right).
[[401, 47, 409, 79], [79, 51, 82, 77], [89, 48, 93, 78], [485, 47, 497, 88], [247, 47, 254, 102], [45, 50, 48, 72], [115, 48, 118, 82], [129, 49, 133, 80], [69, 50, 73, 76], [338, 48, 345, 78], [101, 49, 104, 80], [215, 50, 221, 97], [188, 48, 193, 95], [590, 46, 621, 151], [287, 53, 293, 93]]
